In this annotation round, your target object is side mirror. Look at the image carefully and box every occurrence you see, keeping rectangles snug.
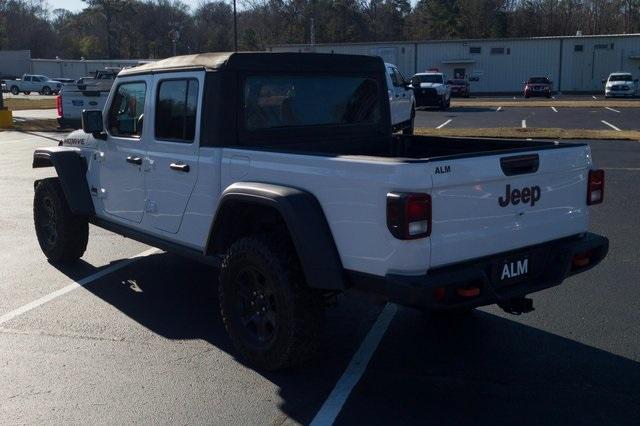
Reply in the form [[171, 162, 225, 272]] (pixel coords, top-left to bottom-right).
[[82, 109, 105, 138], [404, 81, 414, 90]]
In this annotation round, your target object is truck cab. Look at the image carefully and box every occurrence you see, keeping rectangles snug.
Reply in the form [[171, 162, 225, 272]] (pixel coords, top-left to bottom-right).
[[384, 63, 415, 134]]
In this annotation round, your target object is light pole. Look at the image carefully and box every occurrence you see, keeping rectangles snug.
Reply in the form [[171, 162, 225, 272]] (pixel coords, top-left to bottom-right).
[[169, 29, 180, 57], [233, 0, 238, 52]]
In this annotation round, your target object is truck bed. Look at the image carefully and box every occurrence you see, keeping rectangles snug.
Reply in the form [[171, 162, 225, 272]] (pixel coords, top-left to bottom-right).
[[256, 134, 580, 161]]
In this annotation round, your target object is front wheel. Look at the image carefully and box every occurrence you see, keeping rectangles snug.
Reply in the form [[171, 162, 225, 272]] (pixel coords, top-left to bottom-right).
[[42, 86, 52, 95], [219, 235, 325, 371], [33, 178, 89, 262], [402, 107, 415, 135]]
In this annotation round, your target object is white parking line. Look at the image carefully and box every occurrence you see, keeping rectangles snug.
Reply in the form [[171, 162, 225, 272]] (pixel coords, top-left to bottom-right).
[[496, 106, 502, 112], [436, 119, 452, 129], [551, 107, 558, 112], [0, 248, 160, 326], [310, 303, 397, 426], [601, 120, 621, 131], [605, 107, 621, 113], [604, 167, 640, 171], [521, 120, 527, 128]]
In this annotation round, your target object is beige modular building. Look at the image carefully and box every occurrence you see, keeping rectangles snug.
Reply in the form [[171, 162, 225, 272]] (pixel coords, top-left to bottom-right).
[[271, 33, 640, 93]]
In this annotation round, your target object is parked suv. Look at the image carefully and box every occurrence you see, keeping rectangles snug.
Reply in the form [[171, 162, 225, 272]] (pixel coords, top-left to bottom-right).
[[447, 79, 470, 98], [33, 52, 608, 371], [523, 77, 552, 98], [604, 72, 638, 98]]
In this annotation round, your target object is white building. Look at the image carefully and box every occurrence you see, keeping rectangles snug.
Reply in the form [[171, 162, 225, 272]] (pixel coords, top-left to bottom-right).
[[271, 33, 640, 93]]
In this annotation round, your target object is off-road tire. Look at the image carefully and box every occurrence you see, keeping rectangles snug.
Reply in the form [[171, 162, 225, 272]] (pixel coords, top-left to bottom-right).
[[219, 234, 324, 371], [10, 86, 19, 95], [33, 178, 89, 262]]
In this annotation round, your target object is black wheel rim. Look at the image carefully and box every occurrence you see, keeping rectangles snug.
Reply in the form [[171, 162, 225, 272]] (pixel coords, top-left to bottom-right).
[[232, 266, 278, 348], [38, 196, 58, 248]]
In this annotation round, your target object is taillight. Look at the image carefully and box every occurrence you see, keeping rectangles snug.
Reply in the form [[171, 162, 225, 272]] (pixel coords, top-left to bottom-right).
[[56, 95, 62, 117], [587, 169, 604, 205], [387, 192, 431, 239]]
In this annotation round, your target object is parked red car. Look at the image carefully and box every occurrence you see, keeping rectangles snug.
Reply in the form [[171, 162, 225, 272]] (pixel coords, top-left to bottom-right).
[[447, 79, 470, 98], [524, 77, 552, 98]]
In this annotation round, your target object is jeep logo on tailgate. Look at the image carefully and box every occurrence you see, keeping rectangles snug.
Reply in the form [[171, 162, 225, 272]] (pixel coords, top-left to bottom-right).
[[498, 184, 541, 207]]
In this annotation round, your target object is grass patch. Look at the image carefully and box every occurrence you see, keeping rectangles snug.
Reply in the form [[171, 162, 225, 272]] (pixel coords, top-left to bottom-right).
[[452, 99, 640, 108], [4, 98, 57, 110], [0, 118, 60, 132], [415, 127, 640, 141]]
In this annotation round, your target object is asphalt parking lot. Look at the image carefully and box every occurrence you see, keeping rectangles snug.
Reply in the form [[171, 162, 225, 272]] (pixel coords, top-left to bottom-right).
[[416, 106, 639, 131], [1, 130, 639, 424]]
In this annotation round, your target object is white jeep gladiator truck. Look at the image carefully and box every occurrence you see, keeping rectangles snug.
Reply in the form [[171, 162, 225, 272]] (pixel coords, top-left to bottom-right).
[[8, 74, 63, 95], [32, 52, 608, 371]]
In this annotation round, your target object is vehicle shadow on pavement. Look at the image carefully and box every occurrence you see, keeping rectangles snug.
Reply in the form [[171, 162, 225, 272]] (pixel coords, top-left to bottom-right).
[[50, 251, 384, 424], [50, 252, 640, 424], [335, 307, 640, 425]]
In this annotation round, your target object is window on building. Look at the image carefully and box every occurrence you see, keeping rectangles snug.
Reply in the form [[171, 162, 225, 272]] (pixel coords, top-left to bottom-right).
[[470, 46, 481, 54], [155, 79, 199, 142], [490, 47, 505, 55], [574, 44, 584, 52], [507, 48, 511, 55], [108, 81, 147, 137]]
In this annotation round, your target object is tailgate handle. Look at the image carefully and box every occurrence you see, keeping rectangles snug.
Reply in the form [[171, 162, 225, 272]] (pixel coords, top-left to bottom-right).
[[500, 154, 539, 176]]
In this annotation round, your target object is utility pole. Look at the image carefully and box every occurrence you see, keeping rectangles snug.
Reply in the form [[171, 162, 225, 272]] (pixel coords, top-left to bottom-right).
[[169, 28, 180, 57], [310, 18, 315, 48], [233, 0, 238, 52]]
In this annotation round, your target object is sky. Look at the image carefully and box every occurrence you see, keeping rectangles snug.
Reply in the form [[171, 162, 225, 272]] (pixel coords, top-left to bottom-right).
[[51, 0, 201, 12]]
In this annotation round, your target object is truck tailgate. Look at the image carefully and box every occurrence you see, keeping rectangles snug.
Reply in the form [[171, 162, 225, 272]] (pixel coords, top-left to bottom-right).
[[429, 145, 591, 268]]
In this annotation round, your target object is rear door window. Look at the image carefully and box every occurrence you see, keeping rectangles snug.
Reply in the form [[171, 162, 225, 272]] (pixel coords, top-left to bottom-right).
[[107, 81, 147, 138], [243, 75, 380, 130], [155, 79, 199, 142]]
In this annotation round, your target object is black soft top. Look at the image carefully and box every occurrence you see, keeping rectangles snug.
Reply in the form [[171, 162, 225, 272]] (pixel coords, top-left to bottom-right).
[[119, 52, 385, 76]]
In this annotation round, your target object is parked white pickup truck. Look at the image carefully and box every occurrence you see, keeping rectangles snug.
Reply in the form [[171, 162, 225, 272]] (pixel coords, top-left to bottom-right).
[[33, 52, 608, 371], [57, 69, 120, 128], [7, 74, 63, 95]]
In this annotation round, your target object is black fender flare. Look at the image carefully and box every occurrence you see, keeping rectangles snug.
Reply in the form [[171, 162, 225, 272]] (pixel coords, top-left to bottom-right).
[[206, 182, 345, 290], [32, 147, 94, 216]]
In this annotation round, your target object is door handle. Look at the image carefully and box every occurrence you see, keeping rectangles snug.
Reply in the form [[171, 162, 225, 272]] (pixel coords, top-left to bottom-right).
[[169, 163, 190, 172], [126, 156, 142, 165]]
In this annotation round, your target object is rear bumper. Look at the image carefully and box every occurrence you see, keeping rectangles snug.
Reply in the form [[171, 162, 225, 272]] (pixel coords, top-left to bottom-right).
[[347, 232, 608, 310]]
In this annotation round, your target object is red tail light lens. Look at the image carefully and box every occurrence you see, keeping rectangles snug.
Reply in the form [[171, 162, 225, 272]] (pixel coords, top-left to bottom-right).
[[56, 95, 63, 117], [587, 169, 604, 205], [387, 192, 431, 239]]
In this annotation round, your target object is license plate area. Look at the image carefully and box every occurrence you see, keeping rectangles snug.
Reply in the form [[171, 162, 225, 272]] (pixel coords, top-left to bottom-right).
[[493, 254, 531, 287]]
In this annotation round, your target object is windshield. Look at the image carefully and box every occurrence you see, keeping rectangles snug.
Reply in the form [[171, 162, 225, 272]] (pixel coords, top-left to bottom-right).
[[412, 75, 443, 84], [609, 74, 633, 82], [527, 77, 550, 84], [244, 75, 380, 130]]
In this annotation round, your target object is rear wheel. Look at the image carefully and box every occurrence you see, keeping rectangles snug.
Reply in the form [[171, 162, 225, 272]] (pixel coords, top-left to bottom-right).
[[219, 234, 324, 371], [33, 178, 89, 262], [10, 86, 19, 95]]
